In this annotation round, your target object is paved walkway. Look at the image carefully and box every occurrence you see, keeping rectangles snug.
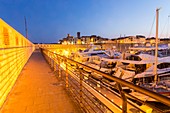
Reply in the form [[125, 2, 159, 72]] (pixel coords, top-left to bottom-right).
[[0, 50, 81, 113]]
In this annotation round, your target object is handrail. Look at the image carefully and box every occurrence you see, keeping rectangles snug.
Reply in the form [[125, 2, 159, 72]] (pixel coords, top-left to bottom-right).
[[43, 48, 170, 106], [41, 48, 170, 113]]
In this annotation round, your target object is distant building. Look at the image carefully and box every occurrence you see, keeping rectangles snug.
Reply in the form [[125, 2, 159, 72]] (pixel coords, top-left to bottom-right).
[[61, 34, 75, 44], [115, 35, 146, 44], [104, 39, 115, 43], [146, 37, 160, 45], [80, 35, 102, 44], [110, 39, 117, 43], [77, 32, 80, 38], [60, 33, 158, 45], [60, 32, 108, 44], [135, 35, 146, 43], [160, 38, 170, 44], [81, 36, 91, 44]]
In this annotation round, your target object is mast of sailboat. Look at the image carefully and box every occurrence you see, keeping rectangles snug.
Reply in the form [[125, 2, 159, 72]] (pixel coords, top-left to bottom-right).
[[24, 16, 28, 39], [167, 15, 170, 38], [153, 8, 160, 83]]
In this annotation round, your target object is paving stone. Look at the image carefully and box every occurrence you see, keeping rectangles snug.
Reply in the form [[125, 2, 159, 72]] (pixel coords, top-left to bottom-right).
[[0, 51, 81, 113]]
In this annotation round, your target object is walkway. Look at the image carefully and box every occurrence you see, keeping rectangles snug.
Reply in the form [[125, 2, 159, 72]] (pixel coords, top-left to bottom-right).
[[0, 50, 81, 113]]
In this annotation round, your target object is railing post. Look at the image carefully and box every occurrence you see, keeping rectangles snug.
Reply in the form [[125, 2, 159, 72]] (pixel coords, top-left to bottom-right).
[[53, 54, 56, 72], [117, 83, 127, 113], [49, 54, 51, 65], [116, 71, 127, 113], [57, 56, 61, 78], [50, 54, 53, 68], [78, 66, 83, 108], [65, 59, 68, 88], [50, 58, 52, 67]]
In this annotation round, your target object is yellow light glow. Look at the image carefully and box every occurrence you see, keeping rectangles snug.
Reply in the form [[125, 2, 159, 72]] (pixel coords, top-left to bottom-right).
[[77, 39, 81, 44], [91, 38, 93, 42], [82, 41, 85, 44], [0, 18, 34, 108], [140, 105, 152, 113], [71, 41, 74, 44], [63, 50, 69, 57]]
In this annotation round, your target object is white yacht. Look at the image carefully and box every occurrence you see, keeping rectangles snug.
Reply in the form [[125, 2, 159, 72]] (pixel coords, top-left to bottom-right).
[[71, 45, 122, 72], [112, 44, 170, 82], [70, 45, 105, 63]]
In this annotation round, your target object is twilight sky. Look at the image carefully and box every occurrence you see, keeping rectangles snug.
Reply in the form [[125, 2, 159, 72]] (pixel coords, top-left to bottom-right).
[[0, 0, 170, 43]]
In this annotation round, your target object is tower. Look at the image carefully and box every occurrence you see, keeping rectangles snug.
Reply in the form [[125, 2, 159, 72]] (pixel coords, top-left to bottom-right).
[[77, 32, 80, 38]]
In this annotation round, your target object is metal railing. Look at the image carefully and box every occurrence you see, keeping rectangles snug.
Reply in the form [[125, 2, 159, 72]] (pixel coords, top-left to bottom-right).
[[41, 48, 170, 113]]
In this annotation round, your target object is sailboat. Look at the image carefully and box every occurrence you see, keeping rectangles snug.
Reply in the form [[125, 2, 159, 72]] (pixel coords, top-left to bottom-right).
[[130, 9, 170, 103]]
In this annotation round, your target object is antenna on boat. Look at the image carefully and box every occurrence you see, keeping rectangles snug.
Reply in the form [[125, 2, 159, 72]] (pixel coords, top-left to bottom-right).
[[153, 8, 161, 84]]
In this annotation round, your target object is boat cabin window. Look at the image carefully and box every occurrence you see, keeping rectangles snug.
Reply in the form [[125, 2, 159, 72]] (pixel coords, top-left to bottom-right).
[[135, 64, 146, 74], [98, 52, 109, 57], [126, 55, 142, 61], [157, 63, 170, 69], [89, 52, 106, 57], [97, 52, 105, 55], [122, 62, 129, 65], [144, 49, 170, 57], [126, 68, 135, 71], [84, 49, 89, 52], [90, 53, 98, 56], [94, 49, 104, 51], [134, 51, 142, 55], [160, 76, 170, 81]]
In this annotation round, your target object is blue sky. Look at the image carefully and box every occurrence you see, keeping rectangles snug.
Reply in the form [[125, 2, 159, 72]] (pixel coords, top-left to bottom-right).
[[0, 0, 170, 43]]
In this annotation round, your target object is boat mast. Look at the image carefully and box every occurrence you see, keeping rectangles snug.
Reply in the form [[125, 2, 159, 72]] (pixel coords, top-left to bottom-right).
[[153, 8, 160, 83], [24, 16, 28, 39]]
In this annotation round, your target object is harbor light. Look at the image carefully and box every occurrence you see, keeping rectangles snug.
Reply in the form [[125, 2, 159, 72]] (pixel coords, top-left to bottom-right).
[[63, 50, 69, 57]]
